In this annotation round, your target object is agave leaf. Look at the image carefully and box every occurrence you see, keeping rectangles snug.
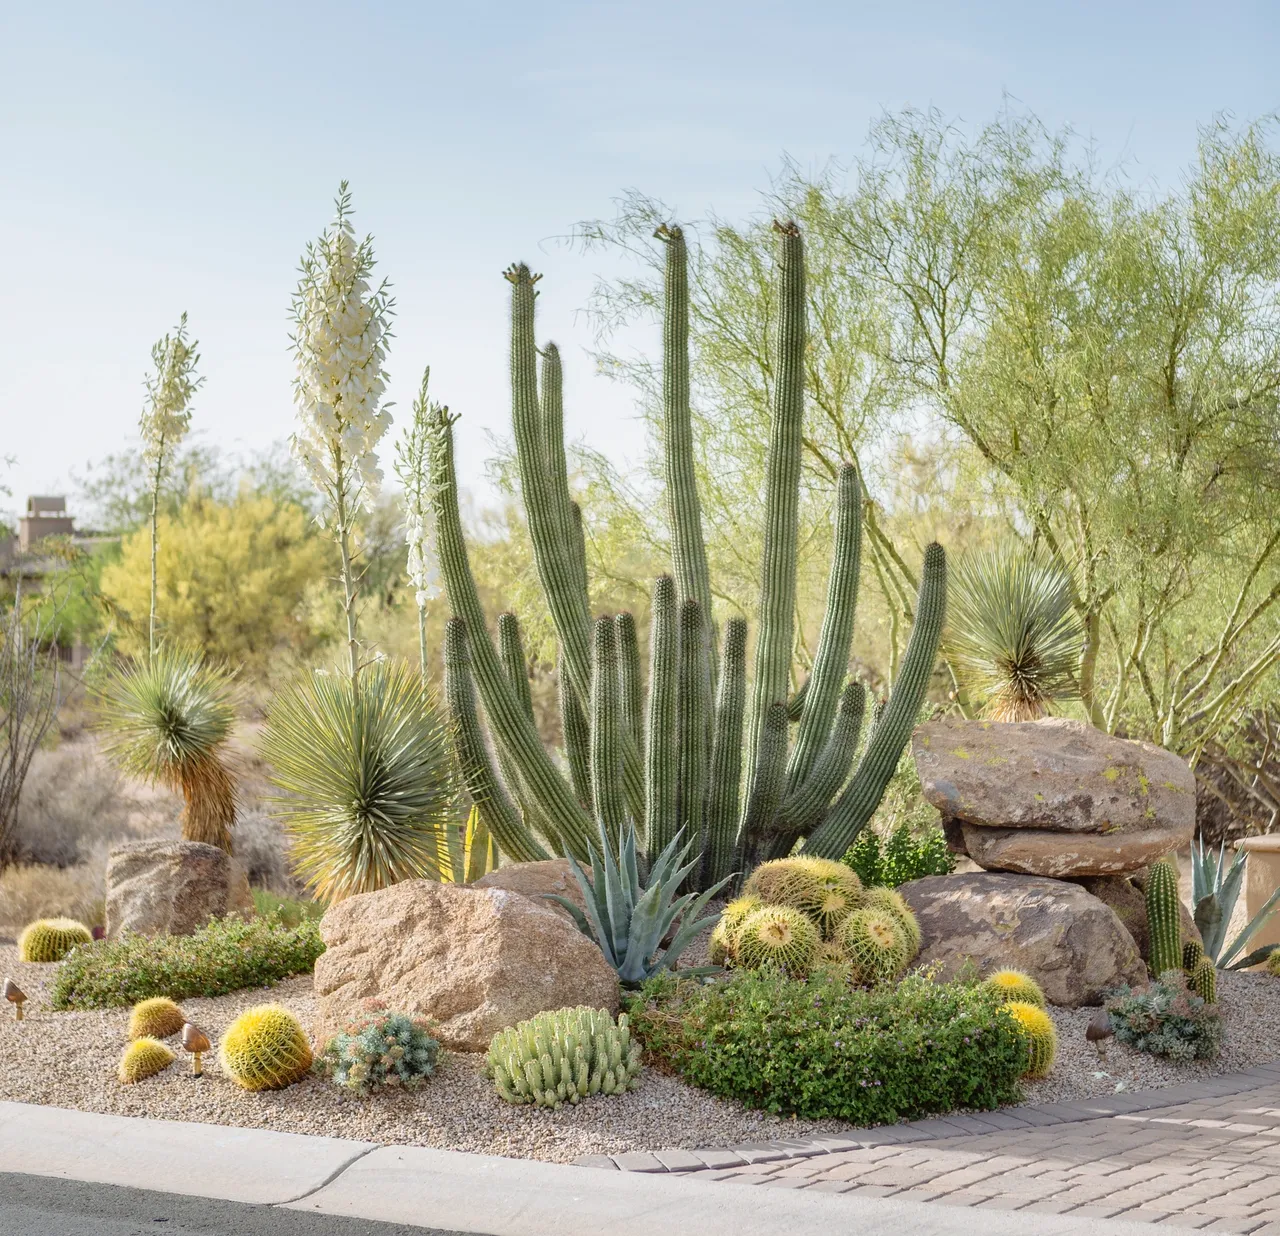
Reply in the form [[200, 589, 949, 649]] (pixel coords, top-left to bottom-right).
[[656, 875, 735, 971], [1219, 884, 1280, 968], [1195, 892, 1225, 959], [600, 833, 633, 968], [561, 851, 618, 968], [542, 893, 593, 940], [1227, 942, 1280, 970]]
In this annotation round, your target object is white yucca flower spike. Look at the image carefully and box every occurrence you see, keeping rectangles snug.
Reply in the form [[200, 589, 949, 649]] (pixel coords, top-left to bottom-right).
[[140, 313, 202, 464], [290, 181, 395, 518]]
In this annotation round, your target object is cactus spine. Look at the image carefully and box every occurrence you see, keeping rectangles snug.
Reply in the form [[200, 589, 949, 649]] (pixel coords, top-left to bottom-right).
[[982, 970, 1046, 1009], [1190, 956, 1217, 1003], [702, 617, 747, 886], [18, 918, 92, 963], [219, 1004, 313, 1091], [736, 905, 820, 977], [1146, 858, 1183, 979], [677, 600, 710, 860], [1182, 938, 1205, 973], [128, 997, 186, 1040], [590, 617, 625, 846], [644, 576, 680, 855], [1005, 1001, 1057, 1079], [615, 612, 643, 755], [118, 1037, 175, 1084]]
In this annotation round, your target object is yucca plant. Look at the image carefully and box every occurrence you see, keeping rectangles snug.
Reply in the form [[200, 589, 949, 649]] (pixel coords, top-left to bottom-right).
[[547, 819, 731, 987], [1191, 837, 1280, 969], [93, 646, 238, 852], [262, 659, 455, 901], [946, 542, 1082, 721]]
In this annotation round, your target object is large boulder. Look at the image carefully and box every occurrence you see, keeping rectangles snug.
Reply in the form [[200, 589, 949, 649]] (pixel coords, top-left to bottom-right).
[[900, 872, 1147, 1006], [105, 839, 253, 939], [913, 717, 1195, 877], [472, 859, 588, 923], [312, 880, 619, 1052], [1069, 871, 1201, 967]]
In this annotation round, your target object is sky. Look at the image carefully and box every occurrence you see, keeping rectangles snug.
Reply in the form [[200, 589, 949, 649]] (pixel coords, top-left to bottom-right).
[[1, 0, 1277, 525]]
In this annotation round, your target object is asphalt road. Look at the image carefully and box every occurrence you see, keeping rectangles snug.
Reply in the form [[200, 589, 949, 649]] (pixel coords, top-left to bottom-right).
[[0, 1173, 483, 1236]]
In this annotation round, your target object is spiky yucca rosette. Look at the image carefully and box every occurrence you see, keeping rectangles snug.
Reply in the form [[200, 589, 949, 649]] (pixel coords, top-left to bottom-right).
[[735, 905, 820, 977]]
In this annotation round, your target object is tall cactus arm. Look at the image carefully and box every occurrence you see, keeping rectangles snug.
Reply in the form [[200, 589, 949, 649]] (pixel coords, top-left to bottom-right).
[[498, 612, 534, 725], [427, 404, 596, 857], [786, 677, 809, 722], [805, 543, 947, 860], [655, 223, 717, 681], [443, 618, 549, 863], [590, 616, 627, 846], [615, 611, 644, 758], [786, 464, 862, 793], [703, 617, 747, 887], [558, 649, 592, 808], [738, 701, 791, 872], [645, 576, 680, 855], [540, 343, 579, 562], [676, 598, 710, 862], [741, 221, 807, 833]]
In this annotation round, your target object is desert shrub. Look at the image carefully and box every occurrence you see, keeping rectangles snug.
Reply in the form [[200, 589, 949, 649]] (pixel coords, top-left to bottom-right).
[[0, 863, 105, 936], [317, 1001, 441, 1095], [627, 969, 1023, 1123], [49, 915, 323, 1010], [251, 888, 325, 928], [843, 820, 953, 887], [1105, 975, 1222, 1061]]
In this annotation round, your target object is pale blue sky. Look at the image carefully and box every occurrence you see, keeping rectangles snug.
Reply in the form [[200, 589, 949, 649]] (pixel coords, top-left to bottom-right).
[[1, 1, 1276, 521]]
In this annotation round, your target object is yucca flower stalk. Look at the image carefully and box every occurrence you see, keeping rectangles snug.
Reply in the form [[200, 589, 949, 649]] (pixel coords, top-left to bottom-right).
[[92, 647, 238, 852], [946, 542, 1083, 721], [394, 368, 444, 683], [262, 660, 455, 902], [139, 314, 202, 662], [290, 181, 394, 681]]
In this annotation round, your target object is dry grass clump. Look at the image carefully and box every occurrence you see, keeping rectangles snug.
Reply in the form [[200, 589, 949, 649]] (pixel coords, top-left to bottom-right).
[[0, 863, 104, 937]]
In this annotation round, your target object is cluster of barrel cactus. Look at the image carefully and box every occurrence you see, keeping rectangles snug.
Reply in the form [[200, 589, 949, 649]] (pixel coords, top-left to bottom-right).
[[218, 1003, 313, 1091], [18, 918, 92, 963], [430, 220, 946, 887], [487, 1006, 641, 1109], [316, 1001, 441, 1094], [977, 968, 1057, 1079], [713, 856, 920, 985], [1147, 857, 1216, 1003]]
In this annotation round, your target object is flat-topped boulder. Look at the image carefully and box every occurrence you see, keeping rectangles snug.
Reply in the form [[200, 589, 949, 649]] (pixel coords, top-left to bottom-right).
[[912, 717, 1195, 877]]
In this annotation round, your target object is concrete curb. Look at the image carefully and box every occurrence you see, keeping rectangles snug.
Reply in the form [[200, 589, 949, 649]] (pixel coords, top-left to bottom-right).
[[575, 1060, 1280, 1174]]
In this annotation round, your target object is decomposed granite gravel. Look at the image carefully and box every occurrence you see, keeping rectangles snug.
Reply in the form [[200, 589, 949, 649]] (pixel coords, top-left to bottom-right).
[[2, 943, 1279, 1163]]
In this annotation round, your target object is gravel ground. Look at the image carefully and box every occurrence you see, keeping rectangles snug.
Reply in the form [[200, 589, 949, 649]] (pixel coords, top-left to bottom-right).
[[3, 943, 1278, 1162]]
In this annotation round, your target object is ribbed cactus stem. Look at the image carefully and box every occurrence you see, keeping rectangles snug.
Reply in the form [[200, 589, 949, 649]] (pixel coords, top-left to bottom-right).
[[676, 598, 710, 855], [645, 575, 679, 855], [498, 613, 534, 725], [739, 701, 791, 870], [655, 223, 716, 683], [559, 649, 592, 808], [742, 221, 806, 838], [590, 616, 626, 845], [805, 542, 947, 859], [428, 405, 594, 857], [1146, 857, 1183, 979], [786, 677, 809, 722], [444, 618, 548, 863], [778, 681, 866, 845], [787, 464, 861, 793], [540, 343, 578, 562], [615, 612, 643, 758], [703, 617, 747, 887]]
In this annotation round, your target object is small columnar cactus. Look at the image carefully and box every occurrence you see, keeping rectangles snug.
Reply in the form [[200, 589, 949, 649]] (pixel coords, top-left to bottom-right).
[[316, 1001, 441, 1094], [743, 857, 862, 935], [118, 1036, 176, 1084], [836, 908, 912, 986], [1145, 859, 1183, 979], [982, 969, 1046, 1009], [1182, 939, 1205, 972], [1189, 956, 1217, 1004], [18, 918, 93, 963], [709, 894, 763, 964], [1005, 1000, 1057, 1079], [128, 997, 186, 1040], [487, 1006, 641, 1109], [735, 905, 821, 977], [857, 886, 921, 954], [219, 1004, 313, 1091]]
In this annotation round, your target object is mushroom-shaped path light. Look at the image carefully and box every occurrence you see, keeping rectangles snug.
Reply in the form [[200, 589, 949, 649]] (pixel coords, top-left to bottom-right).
[[2, 979, 26, 1022], [1086, 1008, 1113, 1060], [182, 1022, 211, 1078]]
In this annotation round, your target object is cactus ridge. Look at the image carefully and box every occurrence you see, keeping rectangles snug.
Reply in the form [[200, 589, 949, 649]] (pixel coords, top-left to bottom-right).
[[128, 997, 186, 1040], [590, 616, 626, 847], [858, 885, 922, 954], [18, 918, 93, 963], [837, 908, 913, 986], [744, 856, 862, 937], [219, 1003, 314, 1092], [736, 904, 821, 978], [487, 1006, 641, 1108], [702, 617, 747, 887], [676, 600, 710, 860], [1145, 858, 1183, 979], [118, 1036, 176, 1084], [1190, 956, 1217, 1003], [1182, 939, 1205, 973], [1005, 1000, 1057, 1079], [981, 969, 1045, 1009], [709, 893, 765, 964], [644, 576, 680, 854]]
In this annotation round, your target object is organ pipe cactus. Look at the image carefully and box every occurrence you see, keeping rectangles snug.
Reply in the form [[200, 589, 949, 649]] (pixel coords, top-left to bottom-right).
[[1146, 858, 1184, 980], [427, 220, 945, 882]]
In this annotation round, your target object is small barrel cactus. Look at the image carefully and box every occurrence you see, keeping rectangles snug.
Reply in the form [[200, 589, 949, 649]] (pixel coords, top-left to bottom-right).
[[128, 997, 186, 1040], [1005, 1000, 1057, 1079], [735, 905, 820, 977], [836, 907, 911, 986], [982, 969, 1046, 1009], [1182, 939, 1205, 972], [743, 856, 861, 936], [316, 1001, 441, 1094], [119, 1036, 176, 1084], [219, 1003, 313, 1091], [487, 1006, 641, 1109], [709, 894, 763, 964], [1268, 949, 1280, 977], [810, 939, 851, 979], [1145, 858, 1183, 979], [1190, 956, 1217, 1004], [857, 886, 921, 953], [18, 918, 93, 963]]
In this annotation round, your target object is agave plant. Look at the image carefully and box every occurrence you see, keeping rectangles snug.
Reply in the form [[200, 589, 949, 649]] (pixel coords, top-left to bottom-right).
[[1192, 837, 1280, 969], [946, 542, 1082, 721], [546, 819, 731, 987], [93, 646, 237, 852], [262, 658, 455, 902]]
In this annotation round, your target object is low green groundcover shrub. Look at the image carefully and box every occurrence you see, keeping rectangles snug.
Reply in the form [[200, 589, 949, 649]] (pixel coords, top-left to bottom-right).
[[50, 915, 324, 1010], [843, 822, 953, 888], [627, 969, 1024, 1123]]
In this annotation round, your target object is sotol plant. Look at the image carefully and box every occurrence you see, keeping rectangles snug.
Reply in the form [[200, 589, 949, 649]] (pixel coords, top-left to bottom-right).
[[429, 222, 946, 885]]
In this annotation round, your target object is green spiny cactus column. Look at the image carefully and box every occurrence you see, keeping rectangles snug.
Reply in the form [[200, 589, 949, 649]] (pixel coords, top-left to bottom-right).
[[1190, 955, 1216, 1003], [591, 616, 626, 845], [615, 612, 643, 757], [803, 542, 947, 860], [498, 613, 534, 724], [787, 464, 862, 793], [1146, 857, 1183, 979], [558, 649, 592, 809], [655, 223, 716, 684], [702, 617, 747, 887], [677, 599, 709, 857], [645, 575, 679, 855], [741, 221, 806, 844], [739, 701, 791, 870], [444, 617, 547, 863], [540, 342, 579, 569]]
